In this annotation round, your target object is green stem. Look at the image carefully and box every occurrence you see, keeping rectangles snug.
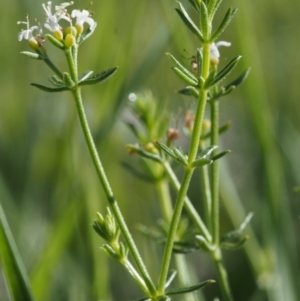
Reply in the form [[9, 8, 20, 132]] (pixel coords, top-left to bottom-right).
[[200, 164, 212, 232], [210, 99, 219, 245], [211, 249, 234, 301], [162, 161, 211, 242], [157, 43, 211, 293], [66, 44, 156, 297], [156, 179, 201, 301]]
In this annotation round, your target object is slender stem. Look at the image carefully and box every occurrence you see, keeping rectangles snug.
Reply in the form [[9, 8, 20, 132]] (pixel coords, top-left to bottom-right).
[[156, 179, 201, 301], [210, 99, 219, 245], [211, 249, 234, 301], [162, 161, 211, 242], [200, 165, 212, 231], [66, 44, 156, 296], [157, 43, 211, 293], [71, 88, 156, 296]]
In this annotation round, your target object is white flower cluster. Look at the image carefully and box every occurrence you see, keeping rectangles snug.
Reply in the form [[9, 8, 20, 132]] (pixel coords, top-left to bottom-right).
[[17, 1, 96, 43]]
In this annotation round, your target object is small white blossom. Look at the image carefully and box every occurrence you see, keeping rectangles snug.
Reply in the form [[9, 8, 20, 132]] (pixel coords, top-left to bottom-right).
[[71, 9, 96, 31], [17, 17, 39, 41], [42, 1, 71, 32], [210, 41, 231, 59]]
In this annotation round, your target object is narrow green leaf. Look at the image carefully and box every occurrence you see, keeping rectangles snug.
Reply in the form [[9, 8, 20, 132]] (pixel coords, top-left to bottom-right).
[[210, 8, 238, 42], [165, 270, 177, 289], [196, 48, 203, 77], [220, 236, 249, 250], [207, 0, 223, 20], [30, 83, 69, 92], [175, 2, 204, 42], [78, 70, 94, 82], [187, 0, 200, 12], [166, 280, 215, 296], [173, 148, 188, 166], [191, 157, 212, 168], [173, 241, 199, 254], [195, 235, 215, 252], [78, 23, 97, 45], [199, 1, 210, 40], [210, 150, 231, 161], [178, 86, 199, 98], [48, 75, 64, 87], [209, 56, 242, 87], [172, 67, 198, 86], [204, 68, 217, 89], [224, 68, 251, 90], [79, 67, 118, 86], [0, 202, 34, 301], [126, 144, 162, 163], [167, 53, 198, 84], [221, 212, 254, 241], [201, 121, 232, 139], [63, 72, 75, 88], [156, 141, 177, 160], [198, 145, 218, 158], [45, 34, 64, 49], [20, 51, 43, 60]]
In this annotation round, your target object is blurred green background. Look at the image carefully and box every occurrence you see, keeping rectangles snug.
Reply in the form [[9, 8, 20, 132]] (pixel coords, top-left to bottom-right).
[[0, 0, 300, 300]]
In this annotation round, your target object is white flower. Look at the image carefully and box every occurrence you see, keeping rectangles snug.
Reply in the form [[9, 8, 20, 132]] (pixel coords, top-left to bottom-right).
[[42, 1, 71, 32], [210, 41, 231, 59], [17, 16, 39, 41], [71, 9, 96, 31]]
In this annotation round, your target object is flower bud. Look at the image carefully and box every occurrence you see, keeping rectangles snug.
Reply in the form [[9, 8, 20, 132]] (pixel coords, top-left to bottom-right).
[[75, 23, 84, 35], [28, 38, 39, 50], [53, 29, 63, 41], [64, 34, 76, 48], [65, 26, 77, 37], [167, 128, 180, 141]]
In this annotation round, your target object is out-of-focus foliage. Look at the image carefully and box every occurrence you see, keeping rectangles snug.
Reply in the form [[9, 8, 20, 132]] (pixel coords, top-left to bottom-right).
[[0, 0, 299, 300]]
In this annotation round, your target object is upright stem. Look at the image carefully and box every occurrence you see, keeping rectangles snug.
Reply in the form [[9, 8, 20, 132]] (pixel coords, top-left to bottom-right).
[[210, 99, 219, 245], [157, 43, 211, 293], [66, 44, 156, 297]]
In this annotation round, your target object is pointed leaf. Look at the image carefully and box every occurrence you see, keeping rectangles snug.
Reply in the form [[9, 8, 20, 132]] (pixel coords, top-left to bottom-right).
[[31, 83, 69, 92], [0, 202, 35, 301], [79, 67, 118, 86], [192, 158, 212, 168], [173, 241, 199, 254], [126, 144, 162, 163], [207, 0, 223, 19], [196, 48, 203, 77], [199, 1, 209, 40], [224, 68, 251, 90], [210, 150, 231, 161], [173, 148, 188, 166], [204, 68, 217, 89], [172, 67, 198, 86], [20, 51, 43, 60], [195, 235, 215, 252], [48, 75, 64, 87], [165, 270, 177, 289], [167, 53, 198, 84], [78, 23, 97, 45], [175, 2, 204, 42], [220, 236, 249, 250], [156, 141, 177, 159], [201, 121, 232, 139], [209, 56, 242, 87], [63, 72, 75, 88], [78, 70, 94, 82], [166, 280, 215, 296], [178, 86, 199, 98], [198, 145, 218, 158], [221, 212, 254, 242], [210, 8, 238, 42], [187, 0, 200, 12]]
